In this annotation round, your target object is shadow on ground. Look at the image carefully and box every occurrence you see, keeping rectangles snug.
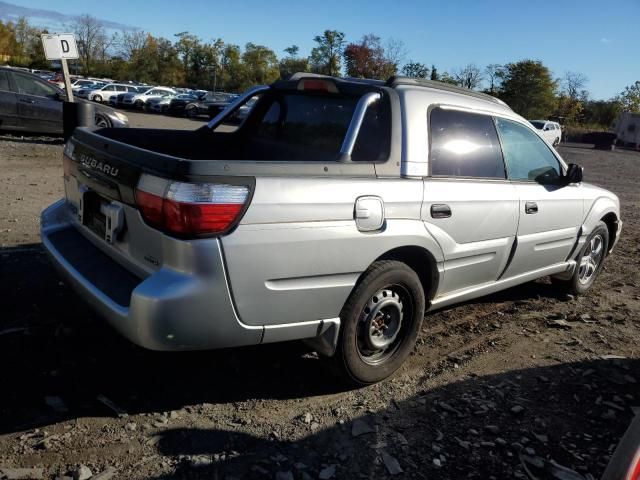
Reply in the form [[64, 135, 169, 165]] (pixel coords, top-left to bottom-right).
[[145, 358, 638, 479], [0, 244, 585, 434]]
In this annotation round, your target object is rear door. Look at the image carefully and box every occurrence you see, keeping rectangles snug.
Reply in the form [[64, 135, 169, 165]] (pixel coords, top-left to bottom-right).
[[0, 70, 18, 130], [423, 107, 519, 296], [12, 71, 62, 134], [495, 117, 583, 278]]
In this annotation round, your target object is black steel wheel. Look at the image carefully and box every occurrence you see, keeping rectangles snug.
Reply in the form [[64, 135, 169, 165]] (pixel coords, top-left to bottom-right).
[[334, 260, 425, 385]]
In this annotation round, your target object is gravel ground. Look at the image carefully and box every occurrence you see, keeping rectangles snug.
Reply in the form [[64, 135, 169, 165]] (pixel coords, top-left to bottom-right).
[[0, 131, 638, 480]]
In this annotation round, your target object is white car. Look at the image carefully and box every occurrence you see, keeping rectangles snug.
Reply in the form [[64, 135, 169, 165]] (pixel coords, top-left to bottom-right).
[[71, 79, 103, 91], [529, 120, 562, 147], [120, 87, 177, 109], [83, 84, 139, 103]]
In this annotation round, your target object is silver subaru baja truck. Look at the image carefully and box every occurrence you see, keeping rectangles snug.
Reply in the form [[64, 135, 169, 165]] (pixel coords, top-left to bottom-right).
[[41, 74, 621, 385]]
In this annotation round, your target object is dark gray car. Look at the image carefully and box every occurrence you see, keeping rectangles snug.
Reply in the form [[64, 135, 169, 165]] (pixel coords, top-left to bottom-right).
[[0, 67, 129, 134]]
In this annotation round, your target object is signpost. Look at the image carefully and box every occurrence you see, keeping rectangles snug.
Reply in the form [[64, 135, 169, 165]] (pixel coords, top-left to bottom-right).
[[41, 33, 79, 102]]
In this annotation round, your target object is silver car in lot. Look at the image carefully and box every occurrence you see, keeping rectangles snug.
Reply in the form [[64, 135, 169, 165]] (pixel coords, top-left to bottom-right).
[[41, 74, 621, 385]]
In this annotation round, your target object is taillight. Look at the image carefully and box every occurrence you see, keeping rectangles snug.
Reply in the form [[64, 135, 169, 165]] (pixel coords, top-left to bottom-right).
[[135, 174, 250, 236]]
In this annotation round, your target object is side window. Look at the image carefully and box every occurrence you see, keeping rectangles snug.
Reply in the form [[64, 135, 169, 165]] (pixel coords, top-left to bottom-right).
[[0, 71, 10, 91], [13, 73, 57, 97], [495, 118, 562, 183], [429, 107, 506, 178]]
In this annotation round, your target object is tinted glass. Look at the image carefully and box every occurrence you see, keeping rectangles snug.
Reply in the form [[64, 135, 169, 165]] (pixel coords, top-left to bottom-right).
[[240, 92, 390, 162], [529, 121, 545, 129], [14, 73, 57, 97], [255, 93, 358, 156], [495, 117, 561, 182], [429, 107, 505, 178], [0, 71, 10, 91]]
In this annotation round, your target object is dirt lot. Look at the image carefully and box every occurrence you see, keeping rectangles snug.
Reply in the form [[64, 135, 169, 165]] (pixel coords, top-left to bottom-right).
[[0, 125, 638, 480]]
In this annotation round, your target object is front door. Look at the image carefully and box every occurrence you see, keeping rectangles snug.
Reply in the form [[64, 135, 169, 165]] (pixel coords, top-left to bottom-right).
[[0, 70, 17, 129], [423, 107, 519, 296], [12, 72, 62, 134], [495, 117, 583, 278]]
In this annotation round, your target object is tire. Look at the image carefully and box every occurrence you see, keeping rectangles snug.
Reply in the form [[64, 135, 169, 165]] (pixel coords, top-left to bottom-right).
[[185, 105, 198, 118], [93, 95, 102, 103], [333, 260, 425, 386], [554, 221, 609, 295], [135, 100, 144, 109], [553, 137, 560, 147], [94, 113, 111, 128]]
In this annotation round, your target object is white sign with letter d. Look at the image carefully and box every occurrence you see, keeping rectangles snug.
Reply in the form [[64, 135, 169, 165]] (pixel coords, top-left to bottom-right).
[[41, 33, 79, 60]]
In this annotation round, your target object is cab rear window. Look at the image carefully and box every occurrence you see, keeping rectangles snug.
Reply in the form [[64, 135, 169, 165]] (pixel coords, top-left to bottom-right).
[[246, 92, 390, 162]]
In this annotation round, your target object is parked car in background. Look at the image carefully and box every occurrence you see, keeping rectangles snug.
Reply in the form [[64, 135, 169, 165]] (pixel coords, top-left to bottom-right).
[[41, 74, 621, 386], [120, 87, 176, 109], [71, 79, 105, 91], [84, 84, 139, 103], [612, 112, 640, 148], [0, 67, 128, 134], [146, 93, 198, 114], [529, 119, 562, 146]]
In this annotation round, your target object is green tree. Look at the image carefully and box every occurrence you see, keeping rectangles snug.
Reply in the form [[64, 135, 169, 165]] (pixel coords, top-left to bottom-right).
[[618, 81, 640, 112], [430, 65, 438, 81], [309, 29, 345, 76], [582, 100, 622, 126], [484, 64, 504, 95], [279, 44, 308, 80], [402, 61, 429, 78], [242, 42, 280, 87], [497, 60, 558, 118]]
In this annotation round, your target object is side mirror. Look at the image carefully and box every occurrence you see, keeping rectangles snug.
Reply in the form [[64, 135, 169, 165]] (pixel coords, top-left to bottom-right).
[[565, 163, 583, 184]]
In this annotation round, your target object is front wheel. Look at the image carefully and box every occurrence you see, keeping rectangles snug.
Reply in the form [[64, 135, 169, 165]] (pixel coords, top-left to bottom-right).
[[554, 221, 609, 295], [553, 137, 560, 147], [94, 113, 111, 128], [333, 260, 425, 386], [93, 95, 102, 103]]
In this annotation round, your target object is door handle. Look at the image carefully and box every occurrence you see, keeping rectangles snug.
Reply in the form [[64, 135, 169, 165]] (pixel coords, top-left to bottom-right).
[[525, 201, 538, 214], [430, 204, 451, 219], [19, 98, 35, 104]]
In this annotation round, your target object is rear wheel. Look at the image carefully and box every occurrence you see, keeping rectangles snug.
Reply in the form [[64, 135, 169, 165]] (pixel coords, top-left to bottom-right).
[[554, 221, 609, 295], [93, 94, 102, 103], [333, 260, 425, 386], [553, 137, 560, 147]]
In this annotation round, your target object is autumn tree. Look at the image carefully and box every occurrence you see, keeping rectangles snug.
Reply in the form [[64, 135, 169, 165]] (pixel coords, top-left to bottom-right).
[[343, 34, 395, 79], [309, 30, 345, 76], [497, 60, 558, 118]]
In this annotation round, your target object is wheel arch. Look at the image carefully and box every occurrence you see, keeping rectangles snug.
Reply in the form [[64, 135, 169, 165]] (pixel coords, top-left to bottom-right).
[[600, 211, 619, 253], [373, 245, 440, 302]]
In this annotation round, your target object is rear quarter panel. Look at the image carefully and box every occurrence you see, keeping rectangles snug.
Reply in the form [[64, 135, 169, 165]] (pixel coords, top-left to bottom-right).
[[221, 176, 443, 327]]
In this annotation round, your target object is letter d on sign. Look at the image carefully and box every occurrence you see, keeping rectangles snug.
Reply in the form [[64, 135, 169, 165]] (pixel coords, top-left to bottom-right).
[[61, 40, 70, 53]]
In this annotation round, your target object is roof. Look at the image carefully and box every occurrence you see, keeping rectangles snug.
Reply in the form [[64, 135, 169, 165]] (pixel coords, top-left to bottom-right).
[[387, 76, 509, 107], [284, 73, 509, 109]]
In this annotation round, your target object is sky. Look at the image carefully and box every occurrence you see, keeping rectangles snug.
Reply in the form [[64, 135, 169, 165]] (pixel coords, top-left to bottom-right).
[[10, 0, 640, 99]]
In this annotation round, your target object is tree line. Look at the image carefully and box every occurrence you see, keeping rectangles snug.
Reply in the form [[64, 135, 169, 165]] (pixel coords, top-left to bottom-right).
[[1, 16, 638, 127]]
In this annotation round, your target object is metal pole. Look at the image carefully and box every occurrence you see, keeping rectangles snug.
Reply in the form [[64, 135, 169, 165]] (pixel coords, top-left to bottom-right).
[[61, 58, 74, 102]]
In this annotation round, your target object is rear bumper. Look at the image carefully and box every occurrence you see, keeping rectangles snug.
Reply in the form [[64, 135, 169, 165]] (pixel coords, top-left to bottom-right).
[[40, 200, 263, 351]]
